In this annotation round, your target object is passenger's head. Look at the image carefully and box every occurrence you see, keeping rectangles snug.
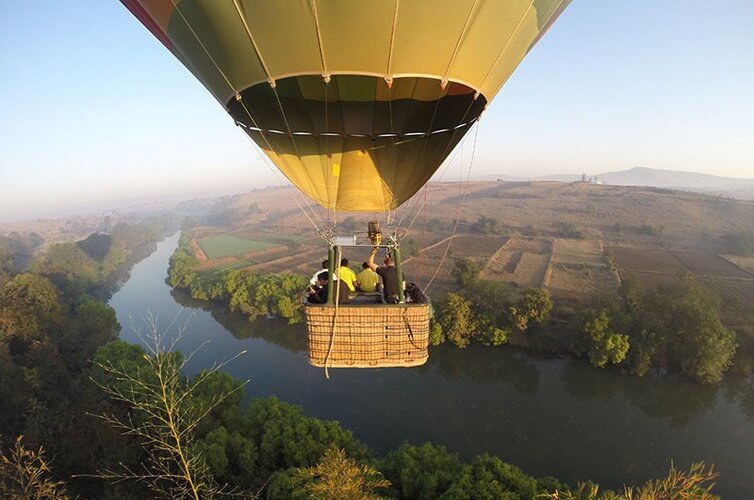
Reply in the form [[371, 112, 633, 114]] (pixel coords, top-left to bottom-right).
[[317, 271, 329, 284], [341, 258, 349, 267], [384, 256, 394, 266], [321, 260, 328, 269], [362, 262, 369, 269]]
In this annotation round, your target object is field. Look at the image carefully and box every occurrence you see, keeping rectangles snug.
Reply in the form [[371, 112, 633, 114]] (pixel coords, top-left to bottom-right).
[[547, 239, 619, 299], [197, 235, 278, 259], [609, 245, 754, 302], [721, 255, 754, 275], [485, 237, 551, 287], [181, 180, 754, 307]]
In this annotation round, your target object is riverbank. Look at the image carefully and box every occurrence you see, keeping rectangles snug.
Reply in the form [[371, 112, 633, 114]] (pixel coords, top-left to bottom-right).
[[109, 233, 754, 497]]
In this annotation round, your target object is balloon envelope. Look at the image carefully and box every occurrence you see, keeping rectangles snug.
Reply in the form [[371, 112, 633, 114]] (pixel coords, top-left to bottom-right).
[[122, 0, 570, 211]]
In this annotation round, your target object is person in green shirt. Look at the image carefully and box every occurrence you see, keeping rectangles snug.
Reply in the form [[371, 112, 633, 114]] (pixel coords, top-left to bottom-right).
[[337, 258, 358, 292], [357, 261, 379, 293]]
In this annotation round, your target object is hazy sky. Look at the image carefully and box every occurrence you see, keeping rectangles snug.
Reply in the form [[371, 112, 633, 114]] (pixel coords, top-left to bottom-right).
[[2, 1, 753, 221]]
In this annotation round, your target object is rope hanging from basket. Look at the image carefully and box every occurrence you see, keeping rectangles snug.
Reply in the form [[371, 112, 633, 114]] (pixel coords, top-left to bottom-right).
[[323, 246, 343, 379]]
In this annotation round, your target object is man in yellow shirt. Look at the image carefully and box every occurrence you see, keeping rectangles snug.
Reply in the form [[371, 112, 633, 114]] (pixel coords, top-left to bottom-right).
[[337, 258, 358, 292], [357, 262, 379, 293]]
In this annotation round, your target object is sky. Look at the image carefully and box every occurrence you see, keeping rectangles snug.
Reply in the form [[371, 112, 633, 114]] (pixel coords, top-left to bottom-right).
[[1, 1, 753, 221]]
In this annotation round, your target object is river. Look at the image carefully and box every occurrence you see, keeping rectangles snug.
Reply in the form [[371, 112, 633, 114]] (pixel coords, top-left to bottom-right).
[[110, 233, 754, 497]]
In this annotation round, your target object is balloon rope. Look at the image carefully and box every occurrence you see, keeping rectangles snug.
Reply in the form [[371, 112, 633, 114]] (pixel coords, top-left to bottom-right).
[[324, 246, 342, 379], [393, 93, 444, 233], [309, 0, 330, 81], [424, 121, 479, 293], [231, 0, 275, 87], [386, 0, 400, 79], [441, 0, 479, 88]]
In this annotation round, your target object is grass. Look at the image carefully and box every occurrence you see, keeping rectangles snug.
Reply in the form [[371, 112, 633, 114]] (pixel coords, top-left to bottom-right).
[[198, 235, 276, 259]]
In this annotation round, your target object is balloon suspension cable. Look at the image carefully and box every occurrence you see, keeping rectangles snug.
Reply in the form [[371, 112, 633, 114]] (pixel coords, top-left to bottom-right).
[[392, 91, 445, 236], [424, 120, 480, 293], [172, 0, 329, 240], [397, 116, 477, 240]]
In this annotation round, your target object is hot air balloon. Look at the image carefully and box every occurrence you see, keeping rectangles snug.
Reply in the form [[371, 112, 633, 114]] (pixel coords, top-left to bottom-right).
[[121, 0, 570, 371]]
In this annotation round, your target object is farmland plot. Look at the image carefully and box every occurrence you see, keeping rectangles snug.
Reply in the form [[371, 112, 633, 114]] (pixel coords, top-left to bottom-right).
[[720, 255, 754, 276], [198, 234, 278, 259], [672, 251, 751, 278], [548, 239, 618, 298], [484, 237, 552, 287], [609, 246, 686, 273]]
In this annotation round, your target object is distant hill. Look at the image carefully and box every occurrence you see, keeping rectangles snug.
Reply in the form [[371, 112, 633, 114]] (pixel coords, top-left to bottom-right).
[[597, 167, 754, 190], [478, 167, 754, 199]]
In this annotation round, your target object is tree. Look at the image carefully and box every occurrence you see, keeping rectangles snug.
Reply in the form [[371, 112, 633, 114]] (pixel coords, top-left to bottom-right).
[[429, 320, 445, 346], [438, 293, 478, 348], [0, 246, 15, 287], [637, 274, 737, 384], [0, 274, 65, 339], [381, 443, 463, 500], [465, 280, 516, 346], [473, 216, 503, 235], [579, 309, 630, 368], [442, 454, 539, 499], [243, 396, 368, 477], [509, 288, 552, 332], [90, 327, 248, 500], [294, 446, 389, 500], [451, 258, 481, 289]]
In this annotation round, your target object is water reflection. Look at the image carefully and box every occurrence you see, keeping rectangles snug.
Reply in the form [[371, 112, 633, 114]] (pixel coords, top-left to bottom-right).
[[429, 344, 541, 394], [170, 288, 307, 352], [559, 361, 718, 428]]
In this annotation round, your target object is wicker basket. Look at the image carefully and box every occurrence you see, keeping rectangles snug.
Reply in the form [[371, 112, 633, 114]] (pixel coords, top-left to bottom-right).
[[305, 302, 430, 368]]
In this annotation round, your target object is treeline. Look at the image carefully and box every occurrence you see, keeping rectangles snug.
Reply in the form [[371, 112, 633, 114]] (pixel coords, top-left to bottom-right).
[[432, 258, 737, 385], [0, 232, 44, 285], [29, 221, 167, 301], [0, 222, 170, 497], [168, 233, 307, 323]]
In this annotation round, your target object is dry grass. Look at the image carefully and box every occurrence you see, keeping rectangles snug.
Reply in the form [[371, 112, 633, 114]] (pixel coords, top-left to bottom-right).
[[548, 239, 619, 299]]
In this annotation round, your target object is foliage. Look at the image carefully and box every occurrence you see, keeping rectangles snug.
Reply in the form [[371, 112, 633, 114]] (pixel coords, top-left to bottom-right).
[[578, 309, 630, 368], [294, 446, 390, 500], [381, 443, 463, 500], [548, 462, 719, 500], [442, 454, 540, 499], [637, 223, 664, 237], [510, 288, 553, 332], [0, 246, 16, 287], [553, 221, 583, 239], [627, 273, 737, 384], [451, 257, 481, 289], [429, 320, 445, 346], [0, 435, 68, 500], [438, 293, 478, 348], [29, 221, 163, 301], [473, 215, 505, 235], [168, 234, 307, 324], [90, 327, 248, 500]]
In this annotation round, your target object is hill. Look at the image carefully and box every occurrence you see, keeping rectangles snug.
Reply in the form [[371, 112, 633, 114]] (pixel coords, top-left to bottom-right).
[[478, 167, 754, 199]]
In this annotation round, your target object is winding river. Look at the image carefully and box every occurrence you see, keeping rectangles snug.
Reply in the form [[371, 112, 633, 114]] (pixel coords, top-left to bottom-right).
[[110, 233, 754, 497]]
